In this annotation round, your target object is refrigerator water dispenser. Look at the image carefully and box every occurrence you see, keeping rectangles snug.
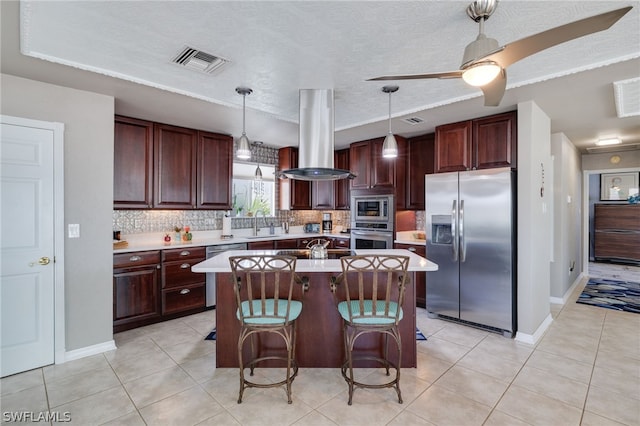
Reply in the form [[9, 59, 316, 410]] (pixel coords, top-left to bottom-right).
[[431, 215, 452, 244]]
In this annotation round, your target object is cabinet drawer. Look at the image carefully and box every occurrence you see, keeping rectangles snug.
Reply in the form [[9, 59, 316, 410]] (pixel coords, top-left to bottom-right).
[[114, 251, 161, 268], [594, 231, 640, 261], [162, 246, 206, 262], [333, 238, 350, 248], [162, 259, 205, 288], [162, 284, 205, 315]]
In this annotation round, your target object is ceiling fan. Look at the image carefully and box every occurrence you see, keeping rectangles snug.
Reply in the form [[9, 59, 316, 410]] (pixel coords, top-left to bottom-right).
[[368, 0, 632, 106]]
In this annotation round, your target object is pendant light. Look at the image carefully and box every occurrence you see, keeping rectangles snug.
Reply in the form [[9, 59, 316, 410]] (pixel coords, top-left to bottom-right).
[[381, 85, 399, 158], [235, 87, 252, 160], [254, 141, 263, 180]]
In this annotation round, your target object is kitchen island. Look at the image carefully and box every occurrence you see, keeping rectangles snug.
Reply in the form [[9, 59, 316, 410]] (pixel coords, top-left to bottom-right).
[[192, 249, 438, 368]]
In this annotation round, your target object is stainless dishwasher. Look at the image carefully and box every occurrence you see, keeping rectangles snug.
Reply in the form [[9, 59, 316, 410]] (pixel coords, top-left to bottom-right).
[[205, 243, 247, 307]]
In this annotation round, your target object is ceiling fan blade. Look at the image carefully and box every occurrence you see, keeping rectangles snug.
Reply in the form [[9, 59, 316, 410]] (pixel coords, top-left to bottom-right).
[[481, 6, 632, 69], [481, 68, 506, 106], [367, 70, 463, 81]]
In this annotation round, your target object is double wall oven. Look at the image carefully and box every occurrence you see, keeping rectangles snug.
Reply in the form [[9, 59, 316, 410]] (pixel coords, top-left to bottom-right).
[[350, 194, 394, 249]]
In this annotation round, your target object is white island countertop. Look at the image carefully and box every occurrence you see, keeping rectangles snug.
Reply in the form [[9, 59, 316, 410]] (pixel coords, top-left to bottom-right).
[[191, 249, 438, 274]]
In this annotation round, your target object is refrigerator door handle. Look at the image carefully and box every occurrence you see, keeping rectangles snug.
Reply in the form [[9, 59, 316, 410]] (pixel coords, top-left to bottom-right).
[[452, 200, 458, 261], [460, 199, 466, 262]]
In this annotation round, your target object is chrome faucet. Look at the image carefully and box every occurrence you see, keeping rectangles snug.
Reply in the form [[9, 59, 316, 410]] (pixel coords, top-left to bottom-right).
[[253, 211, 265, 236]]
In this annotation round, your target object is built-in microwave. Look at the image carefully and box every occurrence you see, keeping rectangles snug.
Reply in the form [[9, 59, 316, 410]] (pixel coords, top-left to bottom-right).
[[350, 195, 394, 227]]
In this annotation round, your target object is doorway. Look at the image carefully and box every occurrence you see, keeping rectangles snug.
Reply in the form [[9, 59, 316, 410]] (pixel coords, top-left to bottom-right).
[[0, 115, 65, 377]]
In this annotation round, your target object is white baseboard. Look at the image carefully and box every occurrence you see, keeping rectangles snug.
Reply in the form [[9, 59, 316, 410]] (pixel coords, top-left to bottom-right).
[[62, 340, 116, 364], [549, 272, 587, 305], [515, 313, 553, 345]]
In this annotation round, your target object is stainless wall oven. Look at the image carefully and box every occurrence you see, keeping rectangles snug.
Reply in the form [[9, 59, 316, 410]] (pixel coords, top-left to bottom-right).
[[350, 194, 394, 249]]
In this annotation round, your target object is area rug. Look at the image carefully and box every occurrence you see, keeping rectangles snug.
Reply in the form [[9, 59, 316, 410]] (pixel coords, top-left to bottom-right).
[[576, 278, 640, 313], [205, 328, 428, 341]]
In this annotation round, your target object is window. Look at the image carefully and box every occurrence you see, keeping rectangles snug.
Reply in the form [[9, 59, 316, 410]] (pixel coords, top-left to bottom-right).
[[232, 163, 276, 217]]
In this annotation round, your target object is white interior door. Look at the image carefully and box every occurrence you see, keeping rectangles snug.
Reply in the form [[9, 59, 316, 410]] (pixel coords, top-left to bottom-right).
[[1, 120, 56, 377]]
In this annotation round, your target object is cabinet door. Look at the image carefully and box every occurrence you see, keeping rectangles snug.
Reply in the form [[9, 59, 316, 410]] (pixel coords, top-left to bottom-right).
[[278, 147, 311, 210], [473, 111, 516, 170], [394, 243, 426, 308], [435, 120, 472, 173], [371, 138, 396, 189], [405, 133, 434, 210], [248, 240, 274, 250], [197, 131, 233, 209], [349, 141, 371, 189], [334, 149, 351, 210], [113, 266, 161, 327], [114, 116, 153, 209], [154, 124, 197, 209]]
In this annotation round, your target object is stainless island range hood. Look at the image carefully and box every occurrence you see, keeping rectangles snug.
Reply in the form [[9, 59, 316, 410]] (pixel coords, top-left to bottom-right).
[[280, 89, 355, 181]]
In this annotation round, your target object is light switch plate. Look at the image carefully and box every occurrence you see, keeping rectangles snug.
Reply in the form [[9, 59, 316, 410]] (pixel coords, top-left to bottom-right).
[[68, 224, 80, 238]]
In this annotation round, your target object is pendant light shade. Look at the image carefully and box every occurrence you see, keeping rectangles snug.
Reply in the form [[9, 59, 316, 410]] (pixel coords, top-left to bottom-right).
[[254, 141, 263, 180], [235, 87, 253, 160], [382, 85, 399, 158]]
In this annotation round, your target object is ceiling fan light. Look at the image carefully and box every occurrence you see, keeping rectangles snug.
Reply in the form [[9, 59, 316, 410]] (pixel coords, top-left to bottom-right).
[[236, 133, 251, 159], [462, 62, 501, 87], [382, 132, 398, 158]]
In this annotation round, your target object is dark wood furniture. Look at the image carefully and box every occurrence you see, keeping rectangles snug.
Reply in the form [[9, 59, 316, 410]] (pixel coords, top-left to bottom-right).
[[434, 111, 516, 173], [161, 247, 206, 315], [114, 116, 233, 210], [350, 138, 406, 192], [113, 251, 162, 332], [395, 243, 426, 308], [404, 133, 435, 210], [114, 116, 154, 209], [594, 204, 640, 263], [214, 270, 416, 368], [113, 247, 206, 332], [311, 149, 351, 210], [278, 147, 311, 210]]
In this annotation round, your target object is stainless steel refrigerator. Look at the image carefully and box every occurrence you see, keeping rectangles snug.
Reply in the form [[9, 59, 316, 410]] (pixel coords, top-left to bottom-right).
[[425, 167, 516, 336]]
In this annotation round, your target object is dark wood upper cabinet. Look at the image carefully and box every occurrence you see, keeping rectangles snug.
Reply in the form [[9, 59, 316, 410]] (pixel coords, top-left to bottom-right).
[[153, 123, 198, 209], [334, 148, 351, 210], [434, 111, 516, 174], [114, 116, 154, 209], [278, 147, 311, 210], [349, 138, 406, 193], [473, 111, 517, 170], [405, 133, 434, 210], [197, 131, 233, 209], [434, 120, 472, 173]]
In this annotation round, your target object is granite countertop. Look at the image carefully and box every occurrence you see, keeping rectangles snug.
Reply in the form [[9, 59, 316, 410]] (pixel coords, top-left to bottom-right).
[[113, 228, 351, 254], [191, 249, 438, 273]]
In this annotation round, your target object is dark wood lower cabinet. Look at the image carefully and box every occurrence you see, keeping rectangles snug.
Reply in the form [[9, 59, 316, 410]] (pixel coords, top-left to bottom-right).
[[395, 243, 426, 308], [214, 271, 416, 368], [113, 248, 206, 333]]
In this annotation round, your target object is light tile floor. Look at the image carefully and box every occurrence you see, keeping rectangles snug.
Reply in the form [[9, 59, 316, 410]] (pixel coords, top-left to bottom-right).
[[2, 265, 639, 425]]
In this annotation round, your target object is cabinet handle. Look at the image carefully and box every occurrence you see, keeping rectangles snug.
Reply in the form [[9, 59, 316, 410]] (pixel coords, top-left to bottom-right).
[[180, 250, 190, 256], [180, 288, 191, 295], [129, 255, 141, 262], [180, 263, 190, 269]]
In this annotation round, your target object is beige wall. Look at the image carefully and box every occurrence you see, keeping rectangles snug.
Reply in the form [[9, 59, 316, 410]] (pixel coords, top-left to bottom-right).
[[1, 73, 114, 351], [582, 150, 640, 171]]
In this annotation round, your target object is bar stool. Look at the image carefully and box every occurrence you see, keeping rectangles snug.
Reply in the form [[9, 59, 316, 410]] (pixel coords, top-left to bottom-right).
[[330, 255, 410, 405], [228, 255, 304, 404]]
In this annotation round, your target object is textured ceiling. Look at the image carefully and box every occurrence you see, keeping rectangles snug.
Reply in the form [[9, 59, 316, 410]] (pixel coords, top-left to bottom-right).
[[7, 1, 640, 151]]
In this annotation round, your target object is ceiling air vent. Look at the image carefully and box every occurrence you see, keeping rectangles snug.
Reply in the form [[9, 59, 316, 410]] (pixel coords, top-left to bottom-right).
[[613, 77, 640, 118], [401, 117, 424, 125], [172, 47, 229, 74]]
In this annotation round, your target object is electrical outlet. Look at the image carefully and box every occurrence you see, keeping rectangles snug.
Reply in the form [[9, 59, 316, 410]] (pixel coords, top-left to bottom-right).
[[68, 224, 80, 238]]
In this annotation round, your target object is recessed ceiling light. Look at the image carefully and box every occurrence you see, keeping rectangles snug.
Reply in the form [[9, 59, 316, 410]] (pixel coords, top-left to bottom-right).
[[595, 138, 621, 146]]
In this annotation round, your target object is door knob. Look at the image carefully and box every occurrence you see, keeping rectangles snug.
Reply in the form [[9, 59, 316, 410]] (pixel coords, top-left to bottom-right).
[[39, 257, 51, 265]]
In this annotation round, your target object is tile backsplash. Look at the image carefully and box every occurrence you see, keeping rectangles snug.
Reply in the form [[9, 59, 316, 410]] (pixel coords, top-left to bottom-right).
[[113, 209, 351, 235]]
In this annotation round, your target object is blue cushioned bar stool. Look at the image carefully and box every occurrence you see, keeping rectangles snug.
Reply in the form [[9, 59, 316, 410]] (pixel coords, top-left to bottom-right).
[[229, 255, 305, 404], [331, 255, 410, 405]]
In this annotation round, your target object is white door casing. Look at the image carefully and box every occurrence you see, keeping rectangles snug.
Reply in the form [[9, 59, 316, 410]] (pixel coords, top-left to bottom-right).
[[1, 115, 65, 377]]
